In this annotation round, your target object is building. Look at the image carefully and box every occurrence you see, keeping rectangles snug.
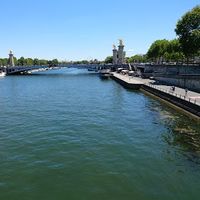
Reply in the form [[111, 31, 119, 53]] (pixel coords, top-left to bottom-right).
[[112, 40, 126, 65]]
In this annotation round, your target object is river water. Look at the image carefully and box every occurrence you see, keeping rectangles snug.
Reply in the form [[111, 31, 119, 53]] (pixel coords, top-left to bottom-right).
[[0, 68, 200, 200]]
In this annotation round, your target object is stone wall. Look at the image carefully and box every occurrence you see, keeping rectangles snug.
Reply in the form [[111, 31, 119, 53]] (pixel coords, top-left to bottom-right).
[[141, 84, 200, 118], [144, 64, 200, 75], [144, 64, 200, 92]]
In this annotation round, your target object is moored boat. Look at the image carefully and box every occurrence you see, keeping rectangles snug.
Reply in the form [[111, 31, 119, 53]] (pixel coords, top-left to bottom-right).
[[88, 68, 95, 71], [0, 71, 6, 77], [99, 69, 111, 79]]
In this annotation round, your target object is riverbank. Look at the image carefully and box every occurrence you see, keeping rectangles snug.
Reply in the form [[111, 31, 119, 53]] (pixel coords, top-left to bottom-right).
[[111, 72, 200, 119]]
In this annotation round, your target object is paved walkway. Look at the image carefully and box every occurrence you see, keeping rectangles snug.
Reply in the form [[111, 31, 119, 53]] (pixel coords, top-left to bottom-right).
[[112, 72, 146, 84], [112, 72, 200, 106], [147, 83, 200, 105]]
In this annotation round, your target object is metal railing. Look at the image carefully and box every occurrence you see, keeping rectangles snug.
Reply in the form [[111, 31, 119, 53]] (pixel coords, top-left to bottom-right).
[[113, 73, 200, 106], [145, 83, 199, 106]]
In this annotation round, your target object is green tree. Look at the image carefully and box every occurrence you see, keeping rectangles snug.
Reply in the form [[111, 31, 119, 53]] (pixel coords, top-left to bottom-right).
[[52, 59, 59, 66], [175, 5, 200, 60], [93, 59, 100, 64], [47, 60, 53, 66], [26, 58, 33, 66], [104, 56, 113, 64], [39, 59, 48, 65], [33, 58, 40, 65], [128, 54, 146, 63], [17, 57, 25, 66], [165, 39, 184, 62], [147, 39, 169, 62], [0, 58, 8, 66], [47, 59, 59, 66], [80, 60, 89, 64], [72, 60, 89, 64]]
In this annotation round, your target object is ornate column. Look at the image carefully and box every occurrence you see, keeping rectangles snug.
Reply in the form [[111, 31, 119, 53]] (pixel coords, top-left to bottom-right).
[[8, 50, 15, 67], [113, 45, 118, 65], [118, 40, 125, 65]]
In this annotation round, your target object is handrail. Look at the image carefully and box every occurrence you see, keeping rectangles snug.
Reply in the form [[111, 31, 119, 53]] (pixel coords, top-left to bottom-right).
[[145, 83, 199, 105]]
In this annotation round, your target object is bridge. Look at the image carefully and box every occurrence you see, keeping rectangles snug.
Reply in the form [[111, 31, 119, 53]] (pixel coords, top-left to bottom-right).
[[5, 65, 59, 75], [4, 64, 111, 75], [2, 50, 128, 75]]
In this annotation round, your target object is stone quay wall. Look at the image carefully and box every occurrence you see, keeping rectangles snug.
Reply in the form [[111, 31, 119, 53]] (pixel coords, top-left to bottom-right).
[[141, 84, 200, 118], [111, 75, 141, 89], [144, 64, 200, 92]]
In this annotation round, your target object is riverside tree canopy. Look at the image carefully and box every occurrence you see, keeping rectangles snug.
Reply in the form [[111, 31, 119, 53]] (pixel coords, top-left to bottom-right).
[[175, 5, 200, 58]]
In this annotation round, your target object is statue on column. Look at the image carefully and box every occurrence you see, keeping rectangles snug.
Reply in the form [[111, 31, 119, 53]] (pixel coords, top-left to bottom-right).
[[119, 39, 123, 46], [8, 50, 15, 67]]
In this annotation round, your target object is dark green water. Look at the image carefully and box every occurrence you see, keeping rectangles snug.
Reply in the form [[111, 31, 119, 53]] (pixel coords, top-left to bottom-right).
[[0, 68, 200, 200]]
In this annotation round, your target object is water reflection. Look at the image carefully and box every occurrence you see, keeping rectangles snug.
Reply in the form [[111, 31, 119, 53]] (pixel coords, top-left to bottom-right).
[[1, 68, 200, 199], [22, 67, 98, 77], [166, 116, 200, 153], [147, 99, 200, 164], [173, 127, 200, 152]]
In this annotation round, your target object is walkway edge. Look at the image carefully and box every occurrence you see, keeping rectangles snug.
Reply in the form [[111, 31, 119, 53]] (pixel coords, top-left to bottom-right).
[[141, 85, 200, 119], [111, 73, 200, 120], [140, 88, 200, 120], [111, 74, 141, 89]]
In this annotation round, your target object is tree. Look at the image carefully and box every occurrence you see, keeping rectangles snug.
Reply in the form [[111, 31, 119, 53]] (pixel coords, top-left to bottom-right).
[[39, 59, 48, 65], [17, 57, 25, 66], [33, 58, 40, 65], [147, 39, 169, 62], [52, 59, 59, 66], [147, 39, 186, 63], [26, 58, 33, 66], [80, 60, 89, 64], [175, 5, 200, 60], [104, 56, 113, 64], [47, 59, 59, 67], [128, 54, 147, 63], [165, 39, 184, 62], [0, 58, 8, 66], [93, 59, 100, 64]]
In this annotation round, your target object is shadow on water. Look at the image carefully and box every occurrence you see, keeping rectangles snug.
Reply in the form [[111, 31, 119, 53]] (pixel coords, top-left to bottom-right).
[[147, 99, 200, 165], [10, 70, 99, 78], [27, 73, 98, 77], [99, 77, 112, 82], [164, 117, 200, 164]]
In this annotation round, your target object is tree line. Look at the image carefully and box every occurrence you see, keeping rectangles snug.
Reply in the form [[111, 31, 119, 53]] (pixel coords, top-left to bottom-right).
[[147, 6, 199, 64], [1, 6, 199, 66], [105, 5, 200, 64], [0, 57, 60, 67], [0, 57, 104, 66]]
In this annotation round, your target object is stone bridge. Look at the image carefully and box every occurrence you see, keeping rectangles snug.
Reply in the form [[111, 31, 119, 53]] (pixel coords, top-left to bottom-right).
[[6, 65, 61, 75], [5, 64, 110, 75]]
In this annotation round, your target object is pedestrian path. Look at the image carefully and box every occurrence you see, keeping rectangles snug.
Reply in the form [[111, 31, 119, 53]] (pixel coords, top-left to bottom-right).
[[112, 72, 200, 106], [146, 83, 200, 106], [112, 72, 143, 84]]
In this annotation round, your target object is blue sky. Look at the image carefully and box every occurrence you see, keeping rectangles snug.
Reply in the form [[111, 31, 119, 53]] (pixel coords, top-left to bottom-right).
[[0, 0, 199, 61]]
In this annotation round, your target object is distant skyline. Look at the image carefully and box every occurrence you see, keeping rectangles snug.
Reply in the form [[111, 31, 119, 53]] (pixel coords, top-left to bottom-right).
[[0, 0, 199, 61]]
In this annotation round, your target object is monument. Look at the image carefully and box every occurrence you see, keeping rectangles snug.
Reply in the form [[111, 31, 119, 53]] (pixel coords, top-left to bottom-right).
[[8, 50, 15, 67], [112, 45, 118, 65], [112, 40, 126, 65]]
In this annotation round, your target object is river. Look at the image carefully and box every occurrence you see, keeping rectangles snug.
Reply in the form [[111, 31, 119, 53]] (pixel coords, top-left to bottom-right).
[[0, 68, 200, 200]]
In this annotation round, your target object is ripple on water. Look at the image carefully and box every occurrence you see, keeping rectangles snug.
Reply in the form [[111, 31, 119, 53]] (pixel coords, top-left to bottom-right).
[[1, 68, 200, 199]]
